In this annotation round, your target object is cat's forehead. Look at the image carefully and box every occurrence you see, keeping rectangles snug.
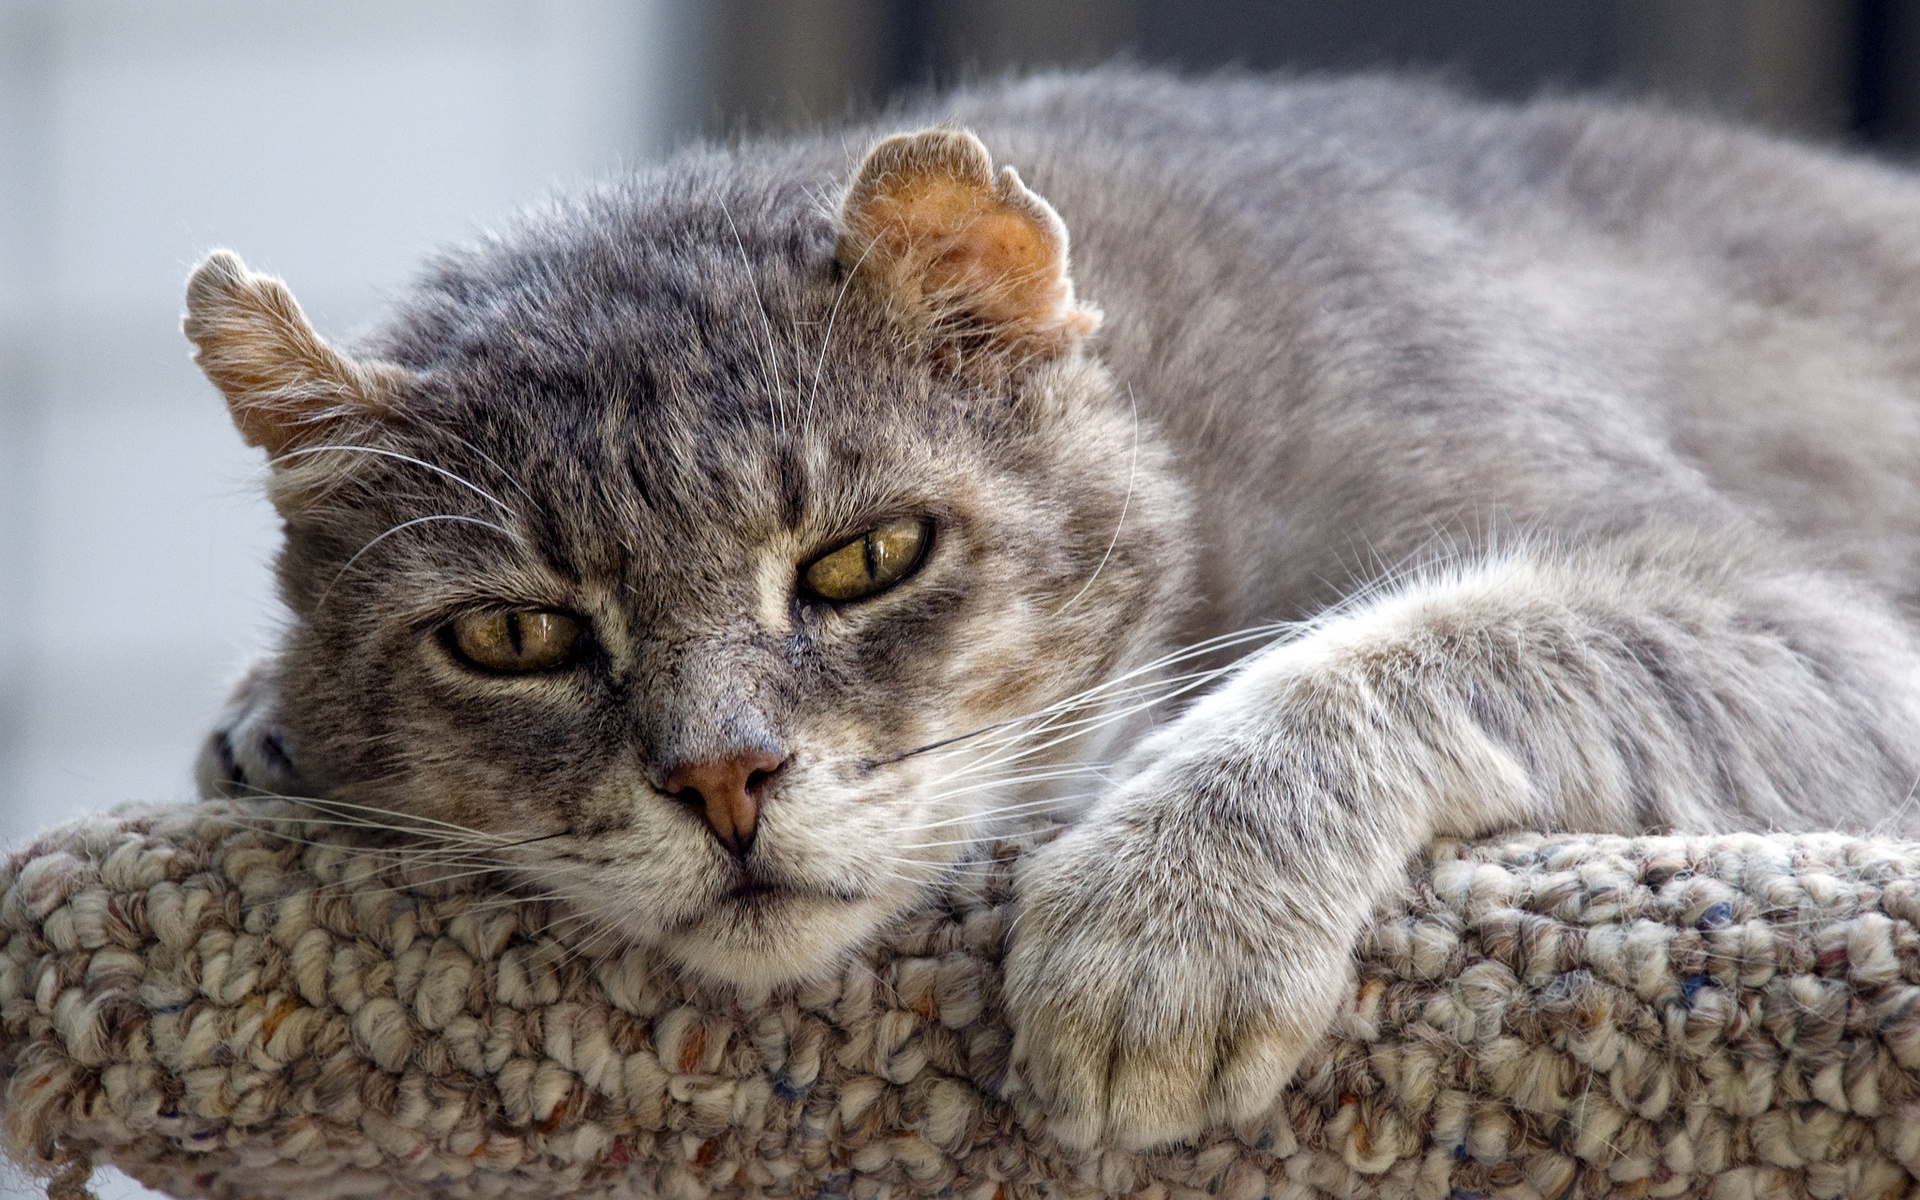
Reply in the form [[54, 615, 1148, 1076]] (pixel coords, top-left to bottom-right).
[[406, 180, 943, 411], [409, 199, 836, 385], [371, 190, 988, 584], [418, 260, 947, 487]]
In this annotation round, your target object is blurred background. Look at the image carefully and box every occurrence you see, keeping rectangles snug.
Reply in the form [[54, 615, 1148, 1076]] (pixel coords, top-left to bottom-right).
[[2, 2, 1919, 1195]]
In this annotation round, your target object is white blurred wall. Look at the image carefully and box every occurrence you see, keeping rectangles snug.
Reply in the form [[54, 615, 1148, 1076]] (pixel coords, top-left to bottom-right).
[[0, 3, 686, 1195]]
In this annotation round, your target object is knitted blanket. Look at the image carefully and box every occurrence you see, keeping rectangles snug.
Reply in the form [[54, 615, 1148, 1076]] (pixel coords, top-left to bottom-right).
[[4, 803, 1920, 1200]]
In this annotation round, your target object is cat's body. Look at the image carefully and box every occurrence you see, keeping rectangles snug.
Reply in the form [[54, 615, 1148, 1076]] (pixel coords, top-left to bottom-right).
[[191, 72, 1920, 1150]]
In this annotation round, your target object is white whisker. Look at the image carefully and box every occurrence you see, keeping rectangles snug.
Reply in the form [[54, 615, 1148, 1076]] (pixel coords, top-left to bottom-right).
[[265, 795, 518, 842], [721, 201, 788, 437], [926, 662, 1245, 783], [269, 444, 519, 518], [317, 513, 519, 612], [893, 621, 1288, 764], [1054, 384, 1138, 617], [927, 660, 1249, 770], [892, 792, 1101, 833], [807, 233, 877, 432], [919, 763, 1114, 806], [894, 825, 1067, 851]]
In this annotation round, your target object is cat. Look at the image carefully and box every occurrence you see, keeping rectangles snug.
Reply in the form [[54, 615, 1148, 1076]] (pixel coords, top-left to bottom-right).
[[187, 69, 1920, 1152]]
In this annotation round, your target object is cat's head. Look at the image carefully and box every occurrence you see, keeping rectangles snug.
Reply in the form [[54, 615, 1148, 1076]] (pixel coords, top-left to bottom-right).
[[185, 128, 1191, 988]]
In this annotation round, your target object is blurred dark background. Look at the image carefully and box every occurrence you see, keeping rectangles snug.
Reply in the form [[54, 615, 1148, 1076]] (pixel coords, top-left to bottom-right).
[[697, 0, 1920, 150]]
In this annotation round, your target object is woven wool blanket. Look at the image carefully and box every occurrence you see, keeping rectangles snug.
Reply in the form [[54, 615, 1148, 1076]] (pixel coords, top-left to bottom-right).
[[4, 804, 1920, 1200]]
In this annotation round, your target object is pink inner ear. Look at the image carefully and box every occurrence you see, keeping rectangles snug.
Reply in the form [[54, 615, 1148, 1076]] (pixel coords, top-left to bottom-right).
[[839, 130, 1101, 356], [929, 210, 1068, 327]]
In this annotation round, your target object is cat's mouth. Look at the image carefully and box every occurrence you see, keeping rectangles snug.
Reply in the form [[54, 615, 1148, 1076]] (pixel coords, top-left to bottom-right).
[[727, 875, 783, 902], [722, 866, 866, 907]]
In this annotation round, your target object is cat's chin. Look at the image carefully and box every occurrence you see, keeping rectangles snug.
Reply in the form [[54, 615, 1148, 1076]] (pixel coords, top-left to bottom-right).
[[659, 891, 890, 991]]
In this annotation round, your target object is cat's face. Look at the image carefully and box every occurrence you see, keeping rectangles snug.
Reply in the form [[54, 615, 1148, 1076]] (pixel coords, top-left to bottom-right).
[[187, 130, 1191, 987]]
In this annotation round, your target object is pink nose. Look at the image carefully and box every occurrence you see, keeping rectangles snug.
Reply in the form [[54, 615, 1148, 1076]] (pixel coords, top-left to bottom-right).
[[664, 749, 783, 855]]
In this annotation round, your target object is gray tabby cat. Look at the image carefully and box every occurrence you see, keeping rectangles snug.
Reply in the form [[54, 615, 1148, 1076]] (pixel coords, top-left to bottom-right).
[[186, 71, 1920, 1151]]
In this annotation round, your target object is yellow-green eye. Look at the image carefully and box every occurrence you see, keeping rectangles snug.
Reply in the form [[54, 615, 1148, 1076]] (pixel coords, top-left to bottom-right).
[[802, 518, 931, 602], [446, 610, 583, 673]]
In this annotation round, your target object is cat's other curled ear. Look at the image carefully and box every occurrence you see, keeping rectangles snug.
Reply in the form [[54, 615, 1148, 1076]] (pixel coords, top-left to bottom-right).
[[837, 128, 1100, 364], [183, 250, 411, 457]]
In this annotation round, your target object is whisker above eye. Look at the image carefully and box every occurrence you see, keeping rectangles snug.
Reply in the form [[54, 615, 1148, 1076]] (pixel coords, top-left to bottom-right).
[[424, 426, 537, 505], [809, 230, 878, 433], [316, 513, 520, 612], [268, 444, 520, 519], [721, 200, 789, 438]]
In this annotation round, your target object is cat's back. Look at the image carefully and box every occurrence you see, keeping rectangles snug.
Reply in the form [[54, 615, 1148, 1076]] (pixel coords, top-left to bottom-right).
[[943, 69, 1920, 311], [926, 71, 1920, 611]]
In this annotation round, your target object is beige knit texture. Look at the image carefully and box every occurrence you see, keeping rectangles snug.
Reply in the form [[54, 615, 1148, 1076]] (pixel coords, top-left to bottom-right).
[[5, 803, 1920, 1200]]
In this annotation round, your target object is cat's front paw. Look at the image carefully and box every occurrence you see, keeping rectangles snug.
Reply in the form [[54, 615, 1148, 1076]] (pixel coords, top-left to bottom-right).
[[1002, 772, 1362, 1151], [196, 658, 305, 800]]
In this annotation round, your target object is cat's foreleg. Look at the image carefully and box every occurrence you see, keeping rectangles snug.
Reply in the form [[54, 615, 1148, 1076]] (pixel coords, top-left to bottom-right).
[[1003, 540, 1920, 1150]]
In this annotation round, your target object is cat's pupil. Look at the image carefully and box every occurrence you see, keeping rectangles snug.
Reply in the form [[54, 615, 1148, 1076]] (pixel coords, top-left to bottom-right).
[[446, 609, 582, 673], [802, 518, 930, 602]]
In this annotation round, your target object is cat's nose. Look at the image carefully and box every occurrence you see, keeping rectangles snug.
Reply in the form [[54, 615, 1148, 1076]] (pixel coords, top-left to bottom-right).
[[663, 749, 784, 856]]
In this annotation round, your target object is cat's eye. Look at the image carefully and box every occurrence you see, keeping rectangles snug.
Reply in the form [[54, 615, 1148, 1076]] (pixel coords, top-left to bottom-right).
[[445, 610, 584, 673], [802, 518, 931, 602]]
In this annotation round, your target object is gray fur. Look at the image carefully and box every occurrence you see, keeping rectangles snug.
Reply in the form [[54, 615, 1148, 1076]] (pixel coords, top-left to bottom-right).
[[192, 70, 1920, 1150]]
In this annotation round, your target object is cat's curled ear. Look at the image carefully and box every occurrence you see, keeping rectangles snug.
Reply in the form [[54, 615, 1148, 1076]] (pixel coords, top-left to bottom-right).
[[183, 250, 412, 457], [837, 128, 1100, 363]]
